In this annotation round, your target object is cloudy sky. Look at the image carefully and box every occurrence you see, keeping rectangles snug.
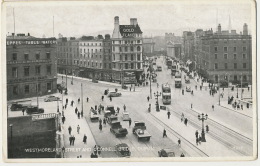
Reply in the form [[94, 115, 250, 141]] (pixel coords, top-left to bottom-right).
[[5, 1, 254, 38]]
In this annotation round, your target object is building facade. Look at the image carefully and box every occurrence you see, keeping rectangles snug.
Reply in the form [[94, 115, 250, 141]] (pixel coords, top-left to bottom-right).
[[102, 34, 113, 82], [182, 31, 195, 61], [142, 38, 155, 57], [6, 34, 57, 100], [111, 16, 143, 84], [196, 24, 252, 84]]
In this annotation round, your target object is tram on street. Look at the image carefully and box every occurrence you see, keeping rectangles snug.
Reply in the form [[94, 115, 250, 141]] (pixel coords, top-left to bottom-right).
[[162, 83, 171, 104], [175, 72, 182, 88], [171, 64, 177, 76]]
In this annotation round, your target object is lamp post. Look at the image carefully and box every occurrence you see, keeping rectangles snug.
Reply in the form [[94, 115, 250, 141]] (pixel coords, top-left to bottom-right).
[[154, 91, 161, 112], [241, 73, 243, 99], [218, 75, 220, 105], [57, 99, 59, 113], [65, 69, 67, 90], [225, 73, 229, 97], [236, 84, 239, 98], [198, 113, 208, 142]]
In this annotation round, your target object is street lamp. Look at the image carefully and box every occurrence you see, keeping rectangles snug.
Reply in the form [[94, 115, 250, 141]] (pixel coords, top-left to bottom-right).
[[236, 84, 239, 98], [154, 91, 161, 112], [198, 113, 208, 142]]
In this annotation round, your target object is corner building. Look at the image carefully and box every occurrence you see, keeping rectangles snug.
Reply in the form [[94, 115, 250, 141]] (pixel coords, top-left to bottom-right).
[[6, 34, 57, 100], [111, 16, 143, 84]]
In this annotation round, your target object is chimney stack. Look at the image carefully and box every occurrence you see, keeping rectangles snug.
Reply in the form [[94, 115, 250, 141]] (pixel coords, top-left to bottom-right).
[[130, 18, 138, 26], [218, 24, 221, 33], [243, 23, 248, 35]]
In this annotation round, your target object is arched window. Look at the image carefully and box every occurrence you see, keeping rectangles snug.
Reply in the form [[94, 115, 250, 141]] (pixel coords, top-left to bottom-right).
[[137, 46, 141, 51]]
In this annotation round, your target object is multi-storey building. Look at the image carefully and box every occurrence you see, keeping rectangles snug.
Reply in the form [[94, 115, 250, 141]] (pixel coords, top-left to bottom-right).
[[6, 33, 57, 100], [196, 23, 252, 84], [102, 34, 113, 81], [143, 38, 155, 57], [182, 31, 195, 61], [166, 41, 182, 60], [111, 16, 143, 84]]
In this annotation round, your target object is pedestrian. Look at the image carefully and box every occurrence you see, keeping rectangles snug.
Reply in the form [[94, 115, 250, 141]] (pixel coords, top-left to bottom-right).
[[98, 107, 101, 114], [198, 135, 202, 144], [248, 86, 250, 91], [75, 107, 78, 114], [22, 108, 25, 115], [69, 136, 73, 146], [184, 118, 188, 126], [167, 110, 171, 119], [63, 106, 65, 110], [90, 153, 95, 158], [129, 119, 132, 127], [130, 87, 131, 91], [72, 135, 75, 145], [191, 90, 193, 95], [196, 137, 199, 145], [62, 116, 65, 124], [191, 103, 193, 109], [180, 153, 185, 157], [212, 105, 214, 111], [81, 110, 83, 118], [86, 97, 89, 102], [206, 125, 209, 133], [78, 98, 80, 103], [77, 125, 80, 134], [157, 83, 159, 88], [241, 104, 243, 110], [182, 89, 184, 95], [195, 130, 199, 138], [95, 105, 97, 110], [97, 145, 101, 155], [72, 100, 74, 106], [195, 85, 197, 90], [83, 134, 87, 144], [117, 107, 120, 113], [101, 96, 104, 101], [99, 119, 102, 125], [94, 145, 98, 155], [110, 96, 112, 102], [103, 118, 106, 126], [178, 138, 181, 146], [77, 112, 80, 119], [66, 98, 68, 104], [68, 126, 72, 135], [147, 96, 150, 102], [99, 123, 102, 131], [65, 104, 67, 109], [181, 113, 184, 122], [123, 104, 126, 111], [163, 129, 167, 138]]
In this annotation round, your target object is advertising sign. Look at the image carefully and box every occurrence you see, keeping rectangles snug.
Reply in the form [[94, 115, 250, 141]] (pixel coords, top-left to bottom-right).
[[123, 72, 136, 84]]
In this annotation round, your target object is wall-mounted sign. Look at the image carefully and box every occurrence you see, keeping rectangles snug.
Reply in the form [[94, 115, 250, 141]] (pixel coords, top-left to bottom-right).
[[6, 40, 57, 46]]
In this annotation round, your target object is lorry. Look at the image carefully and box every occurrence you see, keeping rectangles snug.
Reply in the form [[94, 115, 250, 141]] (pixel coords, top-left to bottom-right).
[[110, 121, 128, 137], [132, 121, 151, 141]]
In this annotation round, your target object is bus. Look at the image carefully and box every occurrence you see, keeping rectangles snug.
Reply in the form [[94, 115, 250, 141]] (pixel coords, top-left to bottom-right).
[[171, 64, 177, 76], [162, 84, 171, 105], [175, 72, 182, 88]]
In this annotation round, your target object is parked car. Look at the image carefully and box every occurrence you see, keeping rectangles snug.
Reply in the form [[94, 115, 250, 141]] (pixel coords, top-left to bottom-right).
[[107, 92, 122, 97], [115, 143, 131, 157], [158, 149, 175, 157], [110, 121, 128, 137], [44, 95, 60, 102], [26, 106, 44, 114], [10, 103, 28, 111], [186, 86, 191, 92], [122, 112, 131, 121]]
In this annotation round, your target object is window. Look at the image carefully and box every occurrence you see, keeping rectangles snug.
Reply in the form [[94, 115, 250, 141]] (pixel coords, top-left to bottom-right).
[[47, 65, 51, 75], [119, 47, 122, 52], [100, 63, 102, 68], [25, 85, 29, 94], [24, 53, 29, 60], [233, 47, 237, 52], [120, 55, 122, 61], [113, 54, 115, 60], [13, 86, 18, 95], [109, 63, 111, 69], [234, 63, 237, 69], [125, 63, 128, 69], [36, 83, 41, 92], [125, 55, 128, 61], [131, 63, 134, 69], [131, 54, 134, 60], [125, 47, 128, 52], [243, 63, 247, 69], [224, 63, 228, 69], [224, 47, 228, 52], [113, 47, 115, 51], [24, 67, 30, 76], [12, 67, 18, 77], [243, 75, 247, 81], [12, 53, 17, 61], [100, 49, 102, 52], [104, 63, 107, 68], [95, 49, 97, 53], [224, 54, 228, 59], [137, 46, 141, 51], [233, 54, 237, 59], [47, 82, 52, 91], [108, 49, 110, 53], [215, 75, 218, 82], [214, 54, 217, 59], [243, 47, 246, 51], [35, 53, 40, 60], [130, 46, 134, 52], [214, 63, 218, 69], [137, 40, 140, 43], [125, 41, 127, 44], [137, 54, 141, 60], [243, 54, 246, 59], [137, 63, 141, 69], [234, 75, 237, 81], [96, 63, 98, 67], [214, 47, 218, 52]]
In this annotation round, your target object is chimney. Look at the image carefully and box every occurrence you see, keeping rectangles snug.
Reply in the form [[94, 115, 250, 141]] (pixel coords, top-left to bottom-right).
[[243, 23, 248, 35], [12, 33, 15, 36], [28, 33, 30, 36], [114, 16, 119, 26], [130, 18, 135, 25], [112, 16, 121, 38], [218, 24, 221, 33], [133, 18, 138, 26]]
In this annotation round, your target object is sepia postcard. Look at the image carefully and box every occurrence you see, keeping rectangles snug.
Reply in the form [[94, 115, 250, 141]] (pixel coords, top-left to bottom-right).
[[1, 0, 257, 163]]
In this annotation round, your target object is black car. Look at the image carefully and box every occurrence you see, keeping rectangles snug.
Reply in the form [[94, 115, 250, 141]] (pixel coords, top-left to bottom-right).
[[26, 106, 44, 114], [10, 103, 27, 111]]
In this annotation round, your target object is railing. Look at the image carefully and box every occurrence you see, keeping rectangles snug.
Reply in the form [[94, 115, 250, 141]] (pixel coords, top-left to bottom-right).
[[32, 113, 58, 121]]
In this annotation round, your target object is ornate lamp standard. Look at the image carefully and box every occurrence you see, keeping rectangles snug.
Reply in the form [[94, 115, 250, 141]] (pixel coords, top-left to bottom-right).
[[154, 91, 161, 112], [198, 113, 208, 142]]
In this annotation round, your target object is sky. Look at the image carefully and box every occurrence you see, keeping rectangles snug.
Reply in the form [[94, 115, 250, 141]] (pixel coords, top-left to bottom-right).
[[5, 1, 254, 38]]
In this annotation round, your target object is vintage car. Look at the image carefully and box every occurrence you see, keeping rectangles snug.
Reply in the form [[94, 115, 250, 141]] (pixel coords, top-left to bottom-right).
[[10, 103, 28, 111], [158, 149, 175, 157], [185, 77, 190, 83], [157, 66, 162, 71], [133, 128, 151, 141], [110, 121, 128, 137], [105, 105, 116, 115], [186, 86, 191, 92], [26, 106, 44, 114], [122, 112, 131, 121], [44, 95, 60, 102], [107, 92, 122, 97], [115, 143, 131, 157], [90, 108, 99, 122]]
